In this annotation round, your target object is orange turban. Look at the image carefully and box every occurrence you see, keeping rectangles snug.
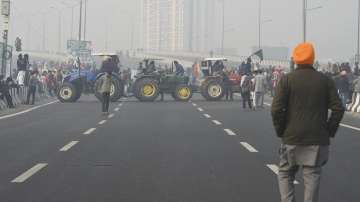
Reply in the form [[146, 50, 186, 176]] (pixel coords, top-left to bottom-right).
[[292, 43, 315, 65]]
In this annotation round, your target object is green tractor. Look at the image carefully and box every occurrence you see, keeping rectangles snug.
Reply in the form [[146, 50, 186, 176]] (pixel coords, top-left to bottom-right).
[[133, 59, 193, 102]]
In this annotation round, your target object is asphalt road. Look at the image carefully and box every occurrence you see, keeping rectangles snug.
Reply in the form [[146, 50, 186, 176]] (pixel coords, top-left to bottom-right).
[[0, 94, 359, 202]]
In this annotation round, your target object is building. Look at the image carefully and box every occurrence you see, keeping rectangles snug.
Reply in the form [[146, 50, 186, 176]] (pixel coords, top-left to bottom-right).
[[142, 0, 222, 53], [142, 0, 185, 52]]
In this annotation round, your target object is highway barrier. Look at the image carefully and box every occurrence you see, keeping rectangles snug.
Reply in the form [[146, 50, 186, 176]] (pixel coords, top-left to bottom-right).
[[348, 93, 360, 113]]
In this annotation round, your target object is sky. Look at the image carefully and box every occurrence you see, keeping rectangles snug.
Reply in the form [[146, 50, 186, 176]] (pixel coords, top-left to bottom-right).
[[3, 0, 359, 61]]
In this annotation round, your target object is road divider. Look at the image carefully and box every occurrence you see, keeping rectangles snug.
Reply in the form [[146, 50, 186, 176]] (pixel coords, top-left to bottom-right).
[[224, 129, 236, 136], [11, 163, 48, 183], [240, 142, 258, 152], [60, 141, 79, 152], [83, 128, 96, 135]]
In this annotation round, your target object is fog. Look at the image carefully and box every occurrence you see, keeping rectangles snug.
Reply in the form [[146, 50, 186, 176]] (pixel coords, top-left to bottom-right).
[[4, 0, 358, 61]]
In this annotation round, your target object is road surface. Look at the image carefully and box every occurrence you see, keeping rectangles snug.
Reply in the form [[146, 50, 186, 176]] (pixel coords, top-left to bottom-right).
[[0, 94, 359, 202]]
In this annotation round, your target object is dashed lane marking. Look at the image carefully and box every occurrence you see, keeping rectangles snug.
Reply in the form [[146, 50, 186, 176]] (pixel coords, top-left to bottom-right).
[[224, 129, 236, 136], [118, 103, 123, 106], [198, 108, 204, 112], [212, 120, 222, 125], [193, 103, 198, 107], [60, 141, 79, 152], [240, 142, 258, 152], [11, 163, 48, 183], [204, 114, 211, 118], [0, 100, 59, 120], [340, 123, 360, 132], [114, 108, 120, 112], [108, 113, 115, 119], [83, 128, 96, 135], [264, 102, 271, 107], [98, 120, 107, 125], [266, 164, 300, 185]]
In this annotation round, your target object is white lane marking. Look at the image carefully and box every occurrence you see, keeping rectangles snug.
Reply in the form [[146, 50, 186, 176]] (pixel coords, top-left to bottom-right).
[[83, 128, 96, 135], [118, 103, 123, 107], [224, 129, 236, 136], [264, 102, 271, 106], [114, 108, 120, 112], [193, 103, 197, 107], [60, 141, 79, 152], [0, 100, 59, 120], [98, 120, 107, 125], [204, 114, 211, 118], [108, 113, 115, 119], [340, 123, 360, 132], [212, 120, 222, 125], [198, 107, 204, 112], [240, 142, 258, 152], [266, 164, 299, 185], [11, 163, 48, 183]]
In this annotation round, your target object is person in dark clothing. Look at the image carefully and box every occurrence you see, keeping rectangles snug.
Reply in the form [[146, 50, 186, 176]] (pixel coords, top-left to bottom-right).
[[174, 61, 185, 76], [0, 75, 14, 108], [212, 61, 225, 74], [244, 57, 252, 74], [337, 71, 350, 107], [223, 71, 233, 101], [240, 73, 253, 109], [26, 71, 39, 105], [271, 43, 344, 202]]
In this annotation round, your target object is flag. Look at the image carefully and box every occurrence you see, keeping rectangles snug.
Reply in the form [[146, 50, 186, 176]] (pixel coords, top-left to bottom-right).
[[252, 49, 263, 61]]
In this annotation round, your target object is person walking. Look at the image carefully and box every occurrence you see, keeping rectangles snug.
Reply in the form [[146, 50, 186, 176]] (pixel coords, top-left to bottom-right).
[[223, 71, 233, 101], [240, 73, 253, 109], [254, 69, 266, 109], [26, 71, 39, 105], [0, 75, 14, 108], [99, 72, 113, 114], [337, 70, 350, 108], [271, 43, 344, 202]]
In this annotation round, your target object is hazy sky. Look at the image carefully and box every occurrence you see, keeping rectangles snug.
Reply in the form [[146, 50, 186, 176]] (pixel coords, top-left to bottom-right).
[[4, 0, 359, 61]]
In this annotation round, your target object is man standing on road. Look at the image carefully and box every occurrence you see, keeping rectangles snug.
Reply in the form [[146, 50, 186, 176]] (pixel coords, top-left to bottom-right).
[[240, 73, 253, 109], [99, 72, 112, 115], [271, 43, 345, 202], [26, 71, 39, 105], [254, 69, 266, 109]]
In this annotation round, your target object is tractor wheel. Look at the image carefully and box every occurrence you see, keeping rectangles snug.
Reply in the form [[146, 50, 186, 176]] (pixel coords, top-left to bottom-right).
[[134, 78, 159, 102], [94, 75, 124, 102], [173, 84, 193, 102], [57, 82, 78, 103], [201, 79, 225, 101]]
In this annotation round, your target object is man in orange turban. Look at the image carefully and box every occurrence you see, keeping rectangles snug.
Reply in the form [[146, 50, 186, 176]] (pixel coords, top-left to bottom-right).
[[271, 43, 345, 202]]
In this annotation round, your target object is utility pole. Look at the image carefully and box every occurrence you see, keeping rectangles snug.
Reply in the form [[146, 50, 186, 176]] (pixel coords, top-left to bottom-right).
[[221, 0, 225, 55], [71, 6, 74, 39], [258, 0, 262, 49], [356, 0, 360, 74], [42, 14, 46, 51], [83, 0, 87, 40], [303, 0, 307, 42], [78, 0, 83, 73], [1, 0, 10, 75], [58, 10, 62, 53]]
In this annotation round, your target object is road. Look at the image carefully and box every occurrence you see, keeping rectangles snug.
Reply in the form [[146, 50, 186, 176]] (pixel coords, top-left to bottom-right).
[[0, 94, 359, 202]]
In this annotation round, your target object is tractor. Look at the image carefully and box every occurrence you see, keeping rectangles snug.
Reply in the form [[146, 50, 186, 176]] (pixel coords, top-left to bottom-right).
[[199, 58, 241, 101], [133, 59, 193, 102], [57, 53, 124, 103]]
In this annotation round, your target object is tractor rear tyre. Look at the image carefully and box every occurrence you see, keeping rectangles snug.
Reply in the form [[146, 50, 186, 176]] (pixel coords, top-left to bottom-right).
[[173, 84, 193, 102], [94, 75, 124, 102], [57, 82, 78, 103], [134, 78, 160, 102], [201, 79, 225, 101]]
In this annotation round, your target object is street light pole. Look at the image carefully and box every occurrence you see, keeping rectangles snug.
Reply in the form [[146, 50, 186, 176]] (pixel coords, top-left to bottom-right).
[[258, 0, 262, 49], [356, 0, 360, 74], [303, 0, 307, 42], [221, 0, 225, 55], [83, 0, 87, 40]]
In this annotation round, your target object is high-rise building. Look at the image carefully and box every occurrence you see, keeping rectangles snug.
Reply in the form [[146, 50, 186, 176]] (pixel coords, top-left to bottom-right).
[[142, 0, 184, 51], [142, 0, 221, 53]]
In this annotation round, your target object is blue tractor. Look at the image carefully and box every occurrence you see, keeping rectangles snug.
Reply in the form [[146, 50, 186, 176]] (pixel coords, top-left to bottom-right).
[[57, 53, 124, 103]]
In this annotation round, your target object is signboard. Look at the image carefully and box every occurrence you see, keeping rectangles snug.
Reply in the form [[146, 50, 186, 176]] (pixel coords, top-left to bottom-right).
[[67, 40, 92, 51]]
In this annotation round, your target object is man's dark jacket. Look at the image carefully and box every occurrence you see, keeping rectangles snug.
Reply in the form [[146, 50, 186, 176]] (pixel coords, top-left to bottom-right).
[[271, 66, 345, 145]]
